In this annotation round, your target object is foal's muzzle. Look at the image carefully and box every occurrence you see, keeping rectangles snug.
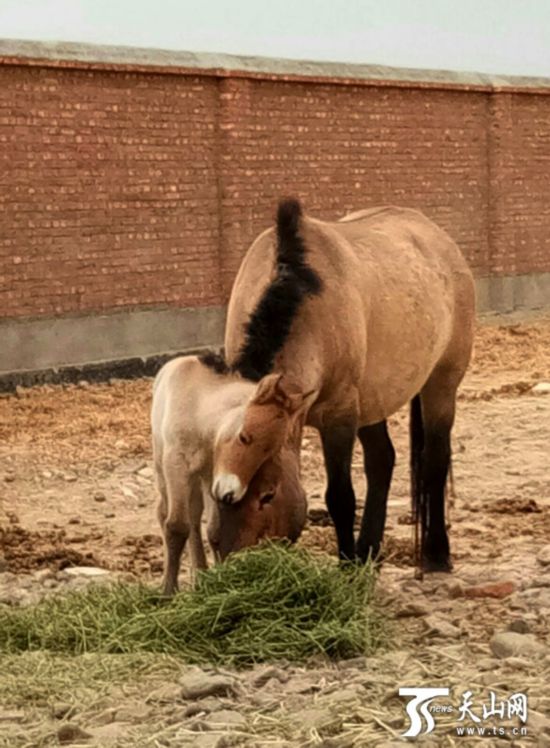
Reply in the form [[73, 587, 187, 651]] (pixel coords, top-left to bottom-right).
[[211, 474, 246, 504]]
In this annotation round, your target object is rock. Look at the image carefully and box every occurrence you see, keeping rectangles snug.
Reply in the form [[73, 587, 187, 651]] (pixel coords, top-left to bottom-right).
[[395, 601, 429, 617], [203, 709, 246, 729], [181, 697, 222, 718], [57, 723, 92, 744], [425, 615, 462, 639], [462, 581, 515, 599], [35, 569, 55, 583], [64, 566, 110, 578], [63, 472, 78, 482], [137, 466, 154, 479], [338, 656, 368, 669], [528, 710, 550, 736], [145, 683, 183, 704], [68, 517, 81, 524], [508, 618, 530, 634], [299, 707, 341, 734], [93, 492, 106, 503], [179, 673, 238, 700], [490, 631, 546, 659], [537, 545, 550, 567], [250, 666, 289, 688], [91, 723, 132, 741], [531, 382, 550, 395], [122, 486, 137, 500], [42, 469, 53, 479], [52, 703, 77, 720], [4, 473, 15, 483]]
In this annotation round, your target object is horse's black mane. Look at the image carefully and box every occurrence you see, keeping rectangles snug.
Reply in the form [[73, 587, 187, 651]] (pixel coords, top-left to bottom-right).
[[198, 350, 230, 375], [230, 198, 323, 381]]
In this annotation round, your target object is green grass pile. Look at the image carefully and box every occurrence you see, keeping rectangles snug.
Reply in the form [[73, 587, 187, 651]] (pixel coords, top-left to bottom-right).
[[0, 543, 382, 666]]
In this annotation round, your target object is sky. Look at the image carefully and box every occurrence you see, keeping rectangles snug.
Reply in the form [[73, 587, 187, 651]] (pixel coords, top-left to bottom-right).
[[0, 0, 549, 77]]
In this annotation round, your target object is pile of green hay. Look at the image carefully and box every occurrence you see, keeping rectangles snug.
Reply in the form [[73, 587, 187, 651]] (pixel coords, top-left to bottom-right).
[[0, 543, 382, 666]]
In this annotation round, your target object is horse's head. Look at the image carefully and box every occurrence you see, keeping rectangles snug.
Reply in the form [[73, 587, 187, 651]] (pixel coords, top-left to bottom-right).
[[212, 373, 309, 504], [208, 449, 307, 559]]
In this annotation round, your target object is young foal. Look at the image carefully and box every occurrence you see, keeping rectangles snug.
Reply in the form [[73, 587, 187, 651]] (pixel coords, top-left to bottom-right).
[[151, 354, 308, 595], [212, 200, 475, 572]]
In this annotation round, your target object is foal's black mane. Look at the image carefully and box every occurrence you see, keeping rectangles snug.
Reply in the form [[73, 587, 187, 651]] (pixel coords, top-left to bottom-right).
[[229, 198, 323, 381]]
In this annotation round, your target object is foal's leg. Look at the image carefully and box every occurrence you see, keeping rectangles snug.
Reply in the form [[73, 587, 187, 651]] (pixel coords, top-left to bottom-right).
[[160, 451, 192, 596], [419, 373, 458, 572], [320, 419, 357, 561], [356, 421, 395, 563], [188, 487, 207, 583]]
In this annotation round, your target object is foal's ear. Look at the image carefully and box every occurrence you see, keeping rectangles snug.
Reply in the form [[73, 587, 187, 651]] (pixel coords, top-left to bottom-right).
[[253, 373, 311, 414]]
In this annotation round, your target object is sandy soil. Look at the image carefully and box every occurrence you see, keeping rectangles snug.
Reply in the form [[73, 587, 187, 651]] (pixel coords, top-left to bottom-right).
[[1, 315, 550, 746]]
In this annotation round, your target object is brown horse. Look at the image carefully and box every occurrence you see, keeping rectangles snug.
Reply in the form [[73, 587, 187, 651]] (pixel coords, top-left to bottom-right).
[[211, 200, 475, 572], [207, 445, 307, 560], [151, 354, 308, 594]]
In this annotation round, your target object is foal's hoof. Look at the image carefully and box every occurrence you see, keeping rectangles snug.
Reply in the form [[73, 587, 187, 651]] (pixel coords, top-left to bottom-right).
[[422, 555, 453, 573]]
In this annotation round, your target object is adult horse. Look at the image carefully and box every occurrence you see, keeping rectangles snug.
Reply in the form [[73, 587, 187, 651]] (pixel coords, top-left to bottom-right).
[[212, 199, 475, 572]]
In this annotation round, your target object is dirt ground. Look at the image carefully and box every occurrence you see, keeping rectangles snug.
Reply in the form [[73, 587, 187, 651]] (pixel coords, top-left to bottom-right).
[[1, 314, 550, 747]]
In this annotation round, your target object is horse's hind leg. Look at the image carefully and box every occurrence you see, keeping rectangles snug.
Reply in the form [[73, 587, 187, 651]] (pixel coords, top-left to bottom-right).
[[356, 421, 395, 563], [320, 419, 357, 561], [419, 371, 459, 572]]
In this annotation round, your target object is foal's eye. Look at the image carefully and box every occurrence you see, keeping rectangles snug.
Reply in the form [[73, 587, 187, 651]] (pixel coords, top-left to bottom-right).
[[238, 431, 252, 445], [259, 491, 275, 506]]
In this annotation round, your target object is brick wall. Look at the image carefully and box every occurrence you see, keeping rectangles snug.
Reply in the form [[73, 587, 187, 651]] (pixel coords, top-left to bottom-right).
[[1, 50, 549, 321]]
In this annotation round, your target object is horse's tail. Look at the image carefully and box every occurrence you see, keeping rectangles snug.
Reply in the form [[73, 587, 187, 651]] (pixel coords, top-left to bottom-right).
[[410, 394, 425, 571]]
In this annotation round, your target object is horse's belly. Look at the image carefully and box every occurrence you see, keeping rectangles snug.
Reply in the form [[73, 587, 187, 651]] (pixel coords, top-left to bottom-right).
[[358, 301, 453, 424]]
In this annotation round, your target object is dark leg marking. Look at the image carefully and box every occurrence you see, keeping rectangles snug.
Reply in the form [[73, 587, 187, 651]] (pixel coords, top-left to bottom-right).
[[410, 394, 424, 519], [356, 420, 395, 563], [320, 420, 357, 562], [421, 426, 452, 572]]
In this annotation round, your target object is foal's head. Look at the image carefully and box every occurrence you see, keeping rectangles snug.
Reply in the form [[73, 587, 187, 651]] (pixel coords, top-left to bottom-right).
[[212, 373, 309, 505], [208, 449, 307, 559]]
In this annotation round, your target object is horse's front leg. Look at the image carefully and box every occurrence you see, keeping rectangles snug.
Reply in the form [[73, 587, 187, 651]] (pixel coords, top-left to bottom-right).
[[320, 418, 357, 562], [356, 420, 395, 563]]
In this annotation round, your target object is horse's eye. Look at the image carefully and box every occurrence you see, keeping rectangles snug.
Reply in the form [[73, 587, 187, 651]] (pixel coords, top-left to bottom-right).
[[238, 431, 252, 446], [259, 491, 275, 506]]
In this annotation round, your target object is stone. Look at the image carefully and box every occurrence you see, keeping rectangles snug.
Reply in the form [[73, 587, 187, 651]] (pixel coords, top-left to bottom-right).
[[145, 683, 183, 704], [93, 492, 106, 503], [203, 709, 246, 729], [537, 545, 550, 567], [395, 601, 429, 617], [52, 703, 76, 720], [462, 581, 515, 599], [57, 723, 92, 743], [250, 666, 289, 688], [425, 614, 462, 639], [531, 382, 550, 395], [179, 672, 238, 700], [64, 566, 110, 578], [63, 472, 78, 482], [490, 631, 546, 659], [122, 486, 137, 499], [508, 618, 530, 634], [299, 707, 341, 733], [137, 466, 154, 479]]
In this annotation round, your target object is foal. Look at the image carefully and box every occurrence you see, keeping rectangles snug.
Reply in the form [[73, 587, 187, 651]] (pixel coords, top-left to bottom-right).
[[151, 354, 309, 595]]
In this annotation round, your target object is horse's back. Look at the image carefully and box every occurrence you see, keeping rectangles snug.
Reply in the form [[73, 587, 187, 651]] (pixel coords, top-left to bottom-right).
[[226, 204, 475, 425]]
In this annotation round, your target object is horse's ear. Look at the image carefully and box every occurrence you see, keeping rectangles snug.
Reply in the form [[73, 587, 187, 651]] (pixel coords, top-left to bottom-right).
[[252, 373, 284, 405], [274, 375, 308, 414], [253, 373, 314, 414]]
